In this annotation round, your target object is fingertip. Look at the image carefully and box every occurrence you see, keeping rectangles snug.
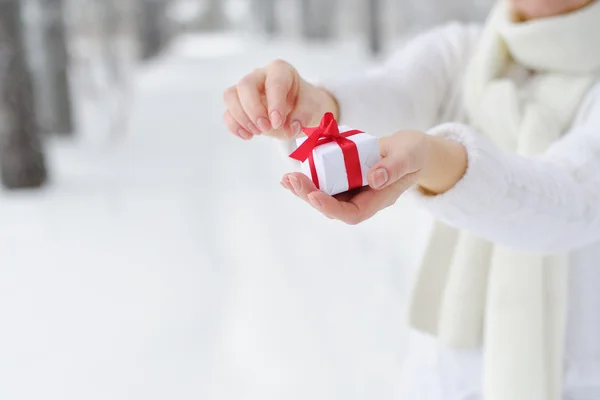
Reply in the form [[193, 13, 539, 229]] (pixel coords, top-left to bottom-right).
[[291, 172, 317, 190], [307, 190, 328, 206], [257, 117, 272, 133], [270, 110, 284, 130], [368, 167, 389, 189], [285, 120, 303, 139], [246, 123, 260, 135], [281, 175, 294, 191], [238, 129, 253, 140]]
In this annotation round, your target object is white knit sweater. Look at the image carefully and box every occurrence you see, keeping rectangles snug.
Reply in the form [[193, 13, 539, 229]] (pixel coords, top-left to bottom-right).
[[282, 23, 600, 399]]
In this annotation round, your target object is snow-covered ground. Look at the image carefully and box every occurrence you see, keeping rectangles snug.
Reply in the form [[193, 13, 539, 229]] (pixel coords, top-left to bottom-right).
[[0, 34, 432, 400]]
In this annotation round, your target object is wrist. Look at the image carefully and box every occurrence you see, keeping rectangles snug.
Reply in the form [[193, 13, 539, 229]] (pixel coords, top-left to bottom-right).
[[309, 86, 339, 126], [417, 135, 468, 195]]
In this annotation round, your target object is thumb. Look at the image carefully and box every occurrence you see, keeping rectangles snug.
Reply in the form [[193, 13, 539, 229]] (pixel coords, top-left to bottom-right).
[[367, 136, 411, 190], [262, 102, 310, 140], [285, 108, 313, 139], [285, 83, 334, 139]]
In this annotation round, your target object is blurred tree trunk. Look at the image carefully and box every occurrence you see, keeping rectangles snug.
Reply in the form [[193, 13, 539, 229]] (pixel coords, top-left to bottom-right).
[[139, 0, 171, 60], [38, 0, 74, 135], [198, 0, 228, 31], [0, 0, 48, 189], [252, 0, 277, 36], [97, 0, 121, 84], [366, 0, 382, 55], [300, 0, 337, 40]]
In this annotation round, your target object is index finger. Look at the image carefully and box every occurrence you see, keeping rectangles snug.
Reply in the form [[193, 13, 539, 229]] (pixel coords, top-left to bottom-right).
[[281, 173, 346, 219], [265, 61, 296, 129], [346, 173, 418, 215], [237, 69, 272, 133], [306, 190, 363, 224]]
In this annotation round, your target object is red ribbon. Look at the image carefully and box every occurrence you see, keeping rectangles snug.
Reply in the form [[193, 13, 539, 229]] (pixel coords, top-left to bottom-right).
[[289, 113, 363, 191]]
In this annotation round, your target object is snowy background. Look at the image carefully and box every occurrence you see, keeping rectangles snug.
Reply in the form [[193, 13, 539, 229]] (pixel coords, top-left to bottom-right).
[[0, 1, 492, 399]]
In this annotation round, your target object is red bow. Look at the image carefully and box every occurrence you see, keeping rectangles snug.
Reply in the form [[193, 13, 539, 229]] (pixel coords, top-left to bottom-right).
[[289, 112, 363, 191]]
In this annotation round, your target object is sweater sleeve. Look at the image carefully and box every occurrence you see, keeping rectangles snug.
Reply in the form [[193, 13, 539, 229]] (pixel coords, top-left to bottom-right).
[[320, 23, 481, 136], [409, 91, 600, 253], [275, 23, 482, 162]]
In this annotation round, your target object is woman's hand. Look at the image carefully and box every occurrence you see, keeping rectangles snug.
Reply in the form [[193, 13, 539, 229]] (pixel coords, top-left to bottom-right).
[[281, 130, 468, 225], [223, 59, 339, 141]]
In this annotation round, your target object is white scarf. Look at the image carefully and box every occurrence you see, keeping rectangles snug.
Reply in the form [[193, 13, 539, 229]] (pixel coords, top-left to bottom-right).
[[408, 2, 600, 399]]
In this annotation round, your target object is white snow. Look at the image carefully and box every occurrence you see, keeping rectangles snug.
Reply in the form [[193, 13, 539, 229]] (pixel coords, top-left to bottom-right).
[[0, 33, 432, 400]]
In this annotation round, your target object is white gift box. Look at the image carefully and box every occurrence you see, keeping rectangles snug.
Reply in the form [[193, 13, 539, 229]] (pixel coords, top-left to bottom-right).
[[296, 125, 381, 196]]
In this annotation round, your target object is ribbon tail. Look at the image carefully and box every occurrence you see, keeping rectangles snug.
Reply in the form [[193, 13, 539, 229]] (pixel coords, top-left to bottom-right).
[[289, 133, 321, 162], [308, 153, 320, 189]]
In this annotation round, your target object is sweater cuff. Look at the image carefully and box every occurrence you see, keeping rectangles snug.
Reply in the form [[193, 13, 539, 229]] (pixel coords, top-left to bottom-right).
[[407, 123, 511, 223]]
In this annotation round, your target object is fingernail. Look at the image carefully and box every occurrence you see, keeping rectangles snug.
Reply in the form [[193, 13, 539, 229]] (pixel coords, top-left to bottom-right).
[[290, 121, 302, 137], [247, 123, 260, 135], [270, 111, 283, 129], [281, 177, 291, 190], [308, 195, 322, 209], [289, 175, 301, 192], [372, 168, 389, 188], [257, 117, 271, 133], [238, 129, 252, 140]]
